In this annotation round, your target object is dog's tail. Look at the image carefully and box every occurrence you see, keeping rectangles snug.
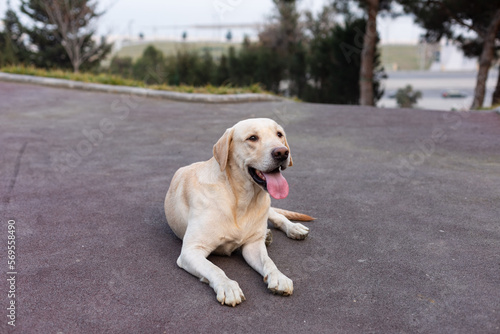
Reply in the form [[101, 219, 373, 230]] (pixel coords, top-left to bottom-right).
[[272, 207, 315, 221]]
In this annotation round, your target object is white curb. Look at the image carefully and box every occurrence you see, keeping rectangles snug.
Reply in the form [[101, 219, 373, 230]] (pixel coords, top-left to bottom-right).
[[0, 72, 283, 103]]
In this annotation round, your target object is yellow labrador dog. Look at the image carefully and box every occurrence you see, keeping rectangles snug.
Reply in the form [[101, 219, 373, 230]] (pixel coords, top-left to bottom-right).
[[164, 118, 313, 306]]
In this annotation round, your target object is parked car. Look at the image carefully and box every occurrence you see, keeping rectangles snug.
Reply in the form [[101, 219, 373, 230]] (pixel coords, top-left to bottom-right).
[[442, 90, 467, 98]]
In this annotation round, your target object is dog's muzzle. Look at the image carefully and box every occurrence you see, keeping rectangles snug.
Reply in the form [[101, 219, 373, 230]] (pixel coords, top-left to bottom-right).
[[248, 147, 290, 199]]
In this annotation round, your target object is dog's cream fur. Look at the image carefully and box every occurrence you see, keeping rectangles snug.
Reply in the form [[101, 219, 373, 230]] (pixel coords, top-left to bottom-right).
[[164, 118, 312, 306]]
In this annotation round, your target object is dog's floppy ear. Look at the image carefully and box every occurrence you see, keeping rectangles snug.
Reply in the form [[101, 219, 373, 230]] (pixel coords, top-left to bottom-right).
[[213, 127, 234, 171], [283, 133, 293, 167]]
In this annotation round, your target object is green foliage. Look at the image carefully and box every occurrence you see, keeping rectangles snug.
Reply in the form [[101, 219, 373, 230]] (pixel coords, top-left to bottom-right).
[[0, 7, 29, 66], [289, 41, 307, 97], [197, 49, 216, 85], [306, 20, 357, 103], [304, 18, 385, 104], [2, 1, 387, 102], [0, 65, 266, 94], [215, 54, 230, 86], [259, 0, 302, 96], [132, 45, 167, 84], [399, 0, 500, 108], [19, 0, 71, 69], [100, 16, 385, 103], [19, 0, 112, 72], [398, 0, 500, 43], [109, 56, 133, 78], [215, 43, 285, 94], [227, 46, 241, 86], [251, 46, 285, 94], [0, 33, 15, 67], [395, 85, 422, 108], [174, 49, 202, 86]]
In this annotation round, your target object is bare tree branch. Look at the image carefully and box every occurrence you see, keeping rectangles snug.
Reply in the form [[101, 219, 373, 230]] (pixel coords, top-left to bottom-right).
[[41, 0, 106, 72]]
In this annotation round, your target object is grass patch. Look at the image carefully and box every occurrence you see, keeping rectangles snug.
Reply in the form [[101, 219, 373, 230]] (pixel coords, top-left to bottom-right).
[[380, 44, 434, 71], [477, 104, 500, 111], [0, 65, 268, 95], [115, 41, 241, 61]]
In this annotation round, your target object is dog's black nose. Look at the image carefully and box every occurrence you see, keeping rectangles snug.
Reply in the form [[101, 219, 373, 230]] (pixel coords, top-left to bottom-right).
[[272, 147, 289, 161]]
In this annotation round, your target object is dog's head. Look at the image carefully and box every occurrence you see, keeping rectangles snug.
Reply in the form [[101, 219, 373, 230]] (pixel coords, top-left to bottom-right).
[[213, 118, 293, 199]]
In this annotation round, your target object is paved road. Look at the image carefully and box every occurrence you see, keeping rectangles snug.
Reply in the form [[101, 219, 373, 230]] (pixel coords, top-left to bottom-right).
[[1, 81, 499, 333]]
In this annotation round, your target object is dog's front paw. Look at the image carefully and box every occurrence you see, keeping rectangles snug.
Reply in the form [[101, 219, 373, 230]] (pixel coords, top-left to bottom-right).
[[214, 279, 246, 307], [264, 271, 293, 296], [286, 223, 309, 240]]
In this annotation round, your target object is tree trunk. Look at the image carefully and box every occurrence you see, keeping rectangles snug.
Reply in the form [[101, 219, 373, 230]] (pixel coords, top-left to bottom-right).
[[491, 64, 500, 106], [359, 0, 379, 106], [470, 9, 500, 110], [73, 47, 81, 73]]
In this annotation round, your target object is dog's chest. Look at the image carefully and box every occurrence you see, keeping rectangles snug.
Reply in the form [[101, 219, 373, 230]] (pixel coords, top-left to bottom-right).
[[212, 217, 266, 255], [213, 240, 242, 256]]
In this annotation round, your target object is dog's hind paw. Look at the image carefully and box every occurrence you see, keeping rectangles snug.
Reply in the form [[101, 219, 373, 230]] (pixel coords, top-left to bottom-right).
[[265, 229, 273, 246]]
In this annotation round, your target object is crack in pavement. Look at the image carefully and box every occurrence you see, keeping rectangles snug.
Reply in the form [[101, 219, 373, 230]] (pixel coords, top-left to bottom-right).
[[3, 142, 28, 205]]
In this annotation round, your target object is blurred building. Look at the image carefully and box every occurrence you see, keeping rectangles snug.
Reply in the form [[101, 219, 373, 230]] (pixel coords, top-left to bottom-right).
[[430, 39, 477, 72]]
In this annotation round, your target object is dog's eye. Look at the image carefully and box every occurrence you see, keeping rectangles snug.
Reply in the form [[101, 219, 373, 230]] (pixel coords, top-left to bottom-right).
[[277, 132, 283, 138], [247, 135, 258, 142]]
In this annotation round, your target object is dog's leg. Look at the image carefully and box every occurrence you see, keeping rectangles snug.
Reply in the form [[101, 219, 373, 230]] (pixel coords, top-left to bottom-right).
[[242, 240, 293, 296], [268, 208, 309, 240], [177, 245, 245, 307]]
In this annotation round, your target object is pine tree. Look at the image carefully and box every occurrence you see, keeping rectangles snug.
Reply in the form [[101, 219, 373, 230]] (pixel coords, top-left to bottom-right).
[[133, 45, 166, 84], [215, 54, 230, 86], [305, 18, 385, 104], [0, 5, 29, 66], [109, 56, 133, 78], [399, 0, 500, 109], [460, 34, 500, 106], [336, 0, 393, 106], [196, 49, 215, 85], [20, 0, 112, 72], [259, 0, 302, 96], [227, 46, 242, 86]]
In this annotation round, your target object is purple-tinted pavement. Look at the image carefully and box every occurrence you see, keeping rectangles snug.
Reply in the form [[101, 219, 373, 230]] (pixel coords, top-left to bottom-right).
[[1, 81, 499, 333]]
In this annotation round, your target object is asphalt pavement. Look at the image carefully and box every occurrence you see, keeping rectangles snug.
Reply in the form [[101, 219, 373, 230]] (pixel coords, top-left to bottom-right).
[[1, 81, 499, 333]]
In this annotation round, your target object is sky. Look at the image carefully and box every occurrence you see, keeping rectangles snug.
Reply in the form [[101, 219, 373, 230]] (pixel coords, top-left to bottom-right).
[[0, 0, 425, 44]]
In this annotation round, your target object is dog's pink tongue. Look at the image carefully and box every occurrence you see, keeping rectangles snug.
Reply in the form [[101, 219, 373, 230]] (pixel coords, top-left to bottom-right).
[[263, 171, 289, 199]]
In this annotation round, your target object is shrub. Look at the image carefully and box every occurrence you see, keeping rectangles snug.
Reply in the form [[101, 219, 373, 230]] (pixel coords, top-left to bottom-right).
[[133, 45, 167, 84], [196, 49, 216, 85], [109, 56, 133, 78], [395, 85, 422, 108], [304, 18, 385, 104]]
